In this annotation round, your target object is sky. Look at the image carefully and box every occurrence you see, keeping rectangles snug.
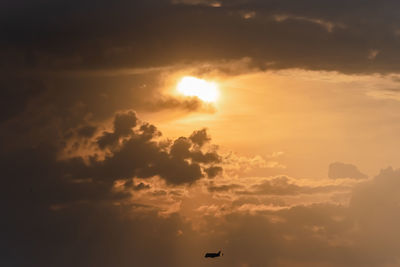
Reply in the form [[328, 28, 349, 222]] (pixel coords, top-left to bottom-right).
[[3, 0, 400, 266]]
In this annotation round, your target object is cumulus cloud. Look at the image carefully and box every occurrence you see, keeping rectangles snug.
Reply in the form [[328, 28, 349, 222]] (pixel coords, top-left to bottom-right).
[[3, 1, 400, 265], [2, 91, 400, 266], [81, 112, 221, 186], [183, 168, 400, 266], [189, 128, 211, 147], [0, 85, 222, 265]]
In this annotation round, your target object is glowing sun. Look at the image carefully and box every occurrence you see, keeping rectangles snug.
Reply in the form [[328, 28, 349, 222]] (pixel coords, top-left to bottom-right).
[[177, 76, 219, 102]]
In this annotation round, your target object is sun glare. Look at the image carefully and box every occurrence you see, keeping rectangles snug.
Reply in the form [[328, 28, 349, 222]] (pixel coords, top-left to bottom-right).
[[177, 76, 219, 102]]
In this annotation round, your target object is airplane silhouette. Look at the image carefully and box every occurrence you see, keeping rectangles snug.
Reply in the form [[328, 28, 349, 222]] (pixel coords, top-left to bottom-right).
[[204, 250, 223, 258]]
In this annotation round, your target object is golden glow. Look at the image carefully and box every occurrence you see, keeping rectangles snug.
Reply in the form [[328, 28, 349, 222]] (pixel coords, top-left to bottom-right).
[[177, 76, 219, 102]]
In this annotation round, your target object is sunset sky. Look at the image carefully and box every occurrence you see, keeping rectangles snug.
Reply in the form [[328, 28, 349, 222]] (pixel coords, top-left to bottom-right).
[[4, 1, 400, 266]]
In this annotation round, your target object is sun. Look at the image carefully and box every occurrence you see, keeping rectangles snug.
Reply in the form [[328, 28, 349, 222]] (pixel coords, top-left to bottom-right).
[[177, 76, 219, 102]]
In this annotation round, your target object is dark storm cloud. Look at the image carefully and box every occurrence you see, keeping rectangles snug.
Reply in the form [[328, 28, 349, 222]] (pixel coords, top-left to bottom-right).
[[2, 0, 400, 73], [328, 162, 368, 179], [0, 84, 220, 210], [0, 85, 221, 265], [0, 95, 221, 211], [71, 111, 220, 186]]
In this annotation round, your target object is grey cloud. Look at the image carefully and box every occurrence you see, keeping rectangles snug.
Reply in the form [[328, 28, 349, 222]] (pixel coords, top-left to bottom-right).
[[145, 96, 213, 113], [97, 111, 138, 149], [76, 125, 97, 138], [191, 151, 221, 164], [0, 89, 223, 265], [191, 169, 400, 266], [123, 180, 151, 191], [2, 119, 400, 267], [0, 74, 211, 139], [88, 112, 222, 185], [189, 128, 211, 147], [0, 78, 45, 123], [113, 111, 138, 136], [204, 166, 223, 178], [3, 0, 400, 74], [328, 162, 368, 179]]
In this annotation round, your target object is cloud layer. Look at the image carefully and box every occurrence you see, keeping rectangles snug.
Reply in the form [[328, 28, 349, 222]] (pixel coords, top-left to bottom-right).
[[2, 87, 400, 266], [3, 0, 400, 73], [3, 1, 400, 266]]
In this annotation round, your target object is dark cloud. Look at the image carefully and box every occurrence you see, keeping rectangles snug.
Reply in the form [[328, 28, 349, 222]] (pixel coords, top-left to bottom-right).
[[2, 0, 400, 73], [1, 201, 187, 267], [83, 112, 220, 185], [189, 128, 211, 147], [0, 78, 45, 123], [76, 125, 97, 138], [3, 1, 400, 266], [328, 162, 368, 179], [204, 166, 223, 178], [0, 89, 222, 265], [2, 92, 400, 267], [0, 72, 211, 138], [97, 111, 138, 149], [124, 180, 151, 191], [113, 111, 138, 136], [148, 96, 213, 113]]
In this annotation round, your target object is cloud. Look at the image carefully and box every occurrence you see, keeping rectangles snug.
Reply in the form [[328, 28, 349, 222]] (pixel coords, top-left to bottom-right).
[[189, 128, 211, 147], [144, 96, 214, 113], [328, 162, 368, 179], [76, 125, 97, 138], [0, 86, 222, 265], [204, 166, 223, 178], [221, 152, 285, 177], [3, 1, 400, 265], [171, 0, 221, 7], [272, 14, 343, 33], [0, 78, 45, 123], [83, 112, 221, 186], [368, 49, 380, 60], [184, 168, 400, 266], [207, 182, 242, 192], [3, 0, 400, 74], [97, 111, 138, 149], [2, 98, 400, 267]]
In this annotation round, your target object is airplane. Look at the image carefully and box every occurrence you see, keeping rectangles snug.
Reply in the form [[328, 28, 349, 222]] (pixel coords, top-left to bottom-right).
[[204, 250, 223, 258]]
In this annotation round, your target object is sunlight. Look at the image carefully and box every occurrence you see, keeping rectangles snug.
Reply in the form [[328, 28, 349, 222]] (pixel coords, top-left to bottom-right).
[[177, 76, 219, 102]]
